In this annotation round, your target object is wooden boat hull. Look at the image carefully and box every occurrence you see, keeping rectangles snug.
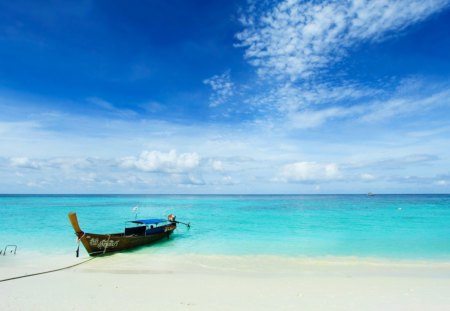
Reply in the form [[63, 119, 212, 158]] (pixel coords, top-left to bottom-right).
[[80, 230, 175, 256], [69, 212, 176, 256]]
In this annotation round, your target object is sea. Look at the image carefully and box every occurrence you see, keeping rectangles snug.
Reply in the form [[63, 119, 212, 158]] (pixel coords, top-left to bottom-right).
[[1, 194, 449, 260]]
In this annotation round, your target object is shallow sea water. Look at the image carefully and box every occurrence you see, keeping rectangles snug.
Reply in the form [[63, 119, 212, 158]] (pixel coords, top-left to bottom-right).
[[1, 194, 449, 260]]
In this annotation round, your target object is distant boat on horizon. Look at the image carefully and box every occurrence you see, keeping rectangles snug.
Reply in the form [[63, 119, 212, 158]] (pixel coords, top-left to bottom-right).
[[367, 192, 375, 196]]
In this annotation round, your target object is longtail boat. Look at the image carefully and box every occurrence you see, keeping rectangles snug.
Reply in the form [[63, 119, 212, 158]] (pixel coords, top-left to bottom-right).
[[68, 212, 188, 256]]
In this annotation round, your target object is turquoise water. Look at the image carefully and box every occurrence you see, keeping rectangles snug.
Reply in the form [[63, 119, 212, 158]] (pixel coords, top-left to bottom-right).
[[0, 194, 449, 260]]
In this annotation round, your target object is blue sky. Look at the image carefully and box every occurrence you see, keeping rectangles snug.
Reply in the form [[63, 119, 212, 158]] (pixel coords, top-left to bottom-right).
[[1, 0, 450, 194]]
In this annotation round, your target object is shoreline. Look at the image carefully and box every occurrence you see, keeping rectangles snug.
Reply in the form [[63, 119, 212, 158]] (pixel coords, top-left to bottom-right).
[[2, 253, 450, 310], [2, 252, 450, 278]]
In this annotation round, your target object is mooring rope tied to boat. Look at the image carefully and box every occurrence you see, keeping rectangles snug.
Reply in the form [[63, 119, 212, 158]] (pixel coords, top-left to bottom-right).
[[0, 256, 96, 283], [75, 232, 85, 258]]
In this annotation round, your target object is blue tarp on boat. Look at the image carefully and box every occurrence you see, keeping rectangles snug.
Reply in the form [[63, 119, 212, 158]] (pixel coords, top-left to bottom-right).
[[131, 218, 166, 225]]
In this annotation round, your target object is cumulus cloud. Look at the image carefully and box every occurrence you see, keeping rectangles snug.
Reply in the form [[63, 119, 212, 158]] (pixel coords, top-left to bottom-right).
[[237, 0, 450, 81], [203, 71, 234, 107], [278, 161, 341, 182], [120, 150, 200, 173]]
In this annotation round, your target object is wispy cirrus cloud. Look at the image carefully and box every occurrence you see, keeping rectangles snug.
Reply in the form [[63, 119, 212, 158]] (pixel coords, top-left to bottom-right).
[[358, 85, 450, 123], [387, 174, 450, 186], [345, 154, 440, 170], [236, 0, 450, 81], [246, 80, 380, 115], [87, 97, 137, 118], [229, 1, 450, 131], [203, 71, 235, 107], [283, 79, 450, 129], [287, 107, 355, 129], [201, 1, 450, 132]]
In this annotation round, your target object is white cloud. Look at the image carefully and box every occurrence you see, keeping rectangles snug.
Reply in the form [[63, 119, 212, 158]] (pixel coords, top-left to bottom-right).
[[203, 71, 234, 107], [140, 101, 165, 113], [343, 153, 440, 172], [8, 156, 98, 170], [288, 107, 351, 129], [360, 173, 376, 181], [9, 157, 41, 169], [247, 81, 379, 115], [24, 180, 50, 188], [436, 180, 448, 186], [359, 87, 450, 123], [87, 97, 137, 118], [211, 160, 224, 171], [88, 96, 115, 110], [170, 174, 205, 186], [2, 89, 450, 194], [279, 80, 450, 129], [406, 125, 450, 138], [278, 161, 341, 182], [233, 1, 450, 132], [221, 175, 234, 185], [237, 0, 450, 81], [120, 150, 200, 173], [0, 121, 42, 135]]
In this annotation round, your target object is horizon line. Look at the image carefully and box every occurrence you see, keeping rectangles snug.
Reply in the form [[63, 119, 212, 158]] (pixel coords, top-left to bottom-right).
[[1, 193, 449, 196]]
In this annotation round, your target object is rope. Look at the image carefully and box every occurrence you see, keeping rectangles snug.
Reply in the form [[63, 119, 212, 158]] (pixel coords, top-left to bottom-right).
[[76, 233, 85, 258], [0, 256, 95, 283]]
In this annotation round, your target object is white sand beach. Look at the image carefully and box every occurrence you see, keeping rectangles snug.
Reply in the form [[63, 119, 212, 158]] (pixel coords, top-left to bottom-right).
[[1, 254, 450, 311]]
